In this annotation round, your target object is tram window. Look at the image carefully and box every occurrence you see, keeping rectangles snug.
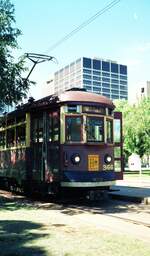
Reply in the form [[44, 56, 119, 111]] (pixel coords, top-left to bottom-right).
[[32, 117, 43, 143], [7, 118, 15, 126], [7, 128, 15, 147], [53, 113, 59, 142], [68, 105, 77, 113], [114, 160, 121, 172], [83, 105, 105, 114], [66, 116, 82, 142], [0, 131, 5, 149], [16, 125, 26, 146], [114, 119, 121, 143], [48, 112, 59, 142], [86, 117, 104, 142], [48, 114, 52, 142], [16, 115, 25, 123], [106, 119, 113, 143], [39, 117, 43, 142], [114, 146, 121, 158], [108, 108, 113, 116], [33, 118, 38, 142]]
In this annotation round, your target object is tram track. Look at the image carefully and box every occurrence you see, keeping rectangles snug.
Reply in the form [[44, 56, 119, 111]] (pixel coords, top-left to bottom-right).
[[1, 188, 150, 230], [99, 212, 150, 228], [52, 198, 150, 229]]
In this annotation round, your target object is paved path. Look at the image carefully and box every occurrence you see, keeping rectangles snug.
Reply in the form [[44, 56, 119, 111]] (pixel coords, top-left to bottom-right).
[[110, 177, 150, 204]]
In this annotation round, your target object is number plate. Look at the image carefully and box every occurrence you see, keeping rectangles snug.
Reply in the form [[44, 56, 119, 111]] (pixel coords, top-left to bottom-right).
[[88, 155, 99, 171]]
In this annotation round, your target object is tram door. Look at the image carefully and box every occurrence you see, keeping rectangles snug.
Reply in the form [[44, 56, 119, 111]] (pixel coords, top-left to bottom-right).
[[114, 112, 123, 180], [32, 111, 60, 184], [31, 113, 47, 182]]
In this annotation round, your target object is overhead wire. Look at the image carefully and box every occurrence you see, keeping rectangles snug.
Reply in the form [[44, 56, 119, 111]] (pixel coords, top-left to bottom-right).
[[44, 0, 121, 54]]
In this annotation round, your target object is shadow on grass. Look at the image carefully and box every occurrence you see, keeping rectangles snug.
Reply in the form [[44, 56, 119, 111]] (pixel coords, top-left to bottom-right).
[[0, 220, 50, 256], [0, 189, 149, 217], [0, 195, 35, 211]]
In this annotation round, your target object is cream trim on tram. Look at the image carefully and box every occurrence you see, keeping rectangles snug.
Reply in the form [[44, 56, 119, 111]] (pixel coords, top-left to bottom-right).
[[61, 181, 115, 187]]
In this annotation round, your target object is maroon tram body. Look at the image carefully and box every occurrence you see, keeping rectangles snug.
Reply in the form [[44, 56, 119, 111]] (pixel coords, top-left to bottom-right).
[[0, 89, 123, 196]]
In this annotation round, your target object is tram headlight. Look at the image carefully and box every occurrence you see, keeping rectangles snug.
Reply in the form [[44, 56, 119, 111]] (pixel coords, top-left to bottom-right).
[[71, 154, 81, 165], [104, 154, 112, 164]]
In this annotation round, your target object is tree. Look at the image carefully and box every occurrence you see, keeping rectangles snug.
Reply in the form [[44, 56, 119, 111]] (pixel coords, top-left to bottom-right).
[[114, 98, 150, 161], [0, 0, 32, 111]]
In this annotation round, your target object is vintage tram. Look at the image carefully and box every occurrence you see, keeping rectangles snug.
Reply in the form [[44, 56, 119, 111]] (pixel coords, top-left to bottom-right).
[[0, 88, 123, 196]]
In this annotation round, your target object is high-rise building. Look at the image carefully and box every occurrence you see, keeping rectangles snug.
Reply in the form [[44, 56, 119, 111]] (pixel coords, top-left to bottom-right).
[[51, 57, 128, 100]]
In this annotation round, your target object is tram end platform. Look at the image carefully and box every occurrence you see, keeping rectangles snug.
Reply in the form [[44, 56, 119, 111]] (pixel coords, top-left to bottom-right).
[[109, 178, 150, 204]]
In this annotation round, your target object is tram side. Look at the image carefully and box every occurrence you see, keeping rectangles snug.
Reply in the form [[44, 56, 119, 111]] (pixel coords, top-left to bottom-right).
[[0, 112, 30, 191], [0, 90, 123, 196]]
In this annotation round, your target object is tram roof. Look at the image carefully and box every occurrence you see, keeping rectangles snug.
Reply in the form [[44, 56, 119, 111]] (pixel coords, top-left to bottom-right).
[[2, 89, 115, 118], [59, 89, 115, 108]]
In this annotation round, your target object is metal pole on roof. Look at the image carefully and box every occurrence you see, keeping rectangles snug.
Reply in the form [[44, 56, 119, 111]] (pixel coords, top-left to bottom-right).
[[24, 53, 57, 81]]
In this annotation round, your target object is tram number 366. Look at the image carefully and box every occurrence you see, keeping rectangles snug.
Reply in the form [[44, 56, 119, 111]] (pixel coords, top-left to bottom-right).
[[103, 164, 113, 171]]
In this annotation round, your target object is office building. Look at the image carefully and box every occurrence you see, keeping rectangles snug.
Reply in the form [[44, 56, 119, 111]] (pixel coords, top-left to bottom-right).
[[51, 57, 128, 100]]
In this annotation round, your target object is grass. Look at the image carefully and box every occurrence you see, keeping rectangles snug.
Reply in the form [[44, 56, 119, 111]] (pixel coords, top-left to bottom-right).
[[0, 195, 150, 256]]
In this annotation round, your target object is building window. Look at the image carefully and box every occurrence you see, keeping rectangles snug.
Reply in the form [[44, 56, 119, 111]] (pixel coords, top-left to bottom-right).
[[93, 81, 101, 86], [120, 91, 128, 95], [120, 80, 127, 85], [85, 85, 92, 90], [93, 87, 100, 92], [102, 61, 110, 72], [102, 83, 110, 88], [103, 93, 110, 97], [93, 59, 101, 70], [120, 85, 127, 90], [111, 79, 119, 84], [65, 65, 69, 75], [102, 72, 110, 77], [76, 58, 81, 69], [121, 96, 127, 100], [120, 75, 127, 80], [70, 62, 75, 73], [111, 89, 118, 94], [111, 84, 119, 89], [102, 77, 110, 82], [112, 95, 119, 99], [93, 70, 101, 75], [93, 76, 100, 81], [83, 74, 91, 79], [83, 57, 91, 68], [111, 63, 118, 73], [102, 88, 110, 93], [141, 87, 144, 93], [111, 74, 118, 79], [83, 80, 91, 85], [83, 69, 91, 74], [120, 65, 127, 75]]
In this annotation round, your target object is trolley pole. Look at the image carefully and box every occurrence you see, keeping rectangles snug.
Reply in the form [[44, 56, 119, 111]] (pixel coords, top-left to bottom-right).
[[24, 53, 57, 81]]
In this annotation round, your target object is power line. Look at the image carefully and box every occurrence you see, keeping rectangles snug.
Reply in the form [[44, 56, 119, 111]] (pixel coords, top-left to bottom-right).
[[44, 0, 121, 54]]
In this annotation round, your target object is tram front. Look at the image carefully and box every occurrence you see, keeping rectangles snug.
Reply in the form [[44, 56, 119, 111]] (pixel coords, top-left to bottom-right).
[[59, 90, 123, 192]]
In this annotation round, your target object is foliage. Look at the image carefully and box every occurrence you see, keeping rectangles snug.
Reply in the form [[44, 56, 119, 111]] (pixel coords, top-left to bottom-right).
[[0, 0, 32, 110], [115, 98, 150, 160]]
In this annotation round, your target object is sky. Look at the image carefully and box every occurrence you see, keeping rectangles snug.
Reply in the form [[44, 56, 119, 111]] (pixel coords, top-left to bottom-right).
[[12, 0, 150, 102]]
